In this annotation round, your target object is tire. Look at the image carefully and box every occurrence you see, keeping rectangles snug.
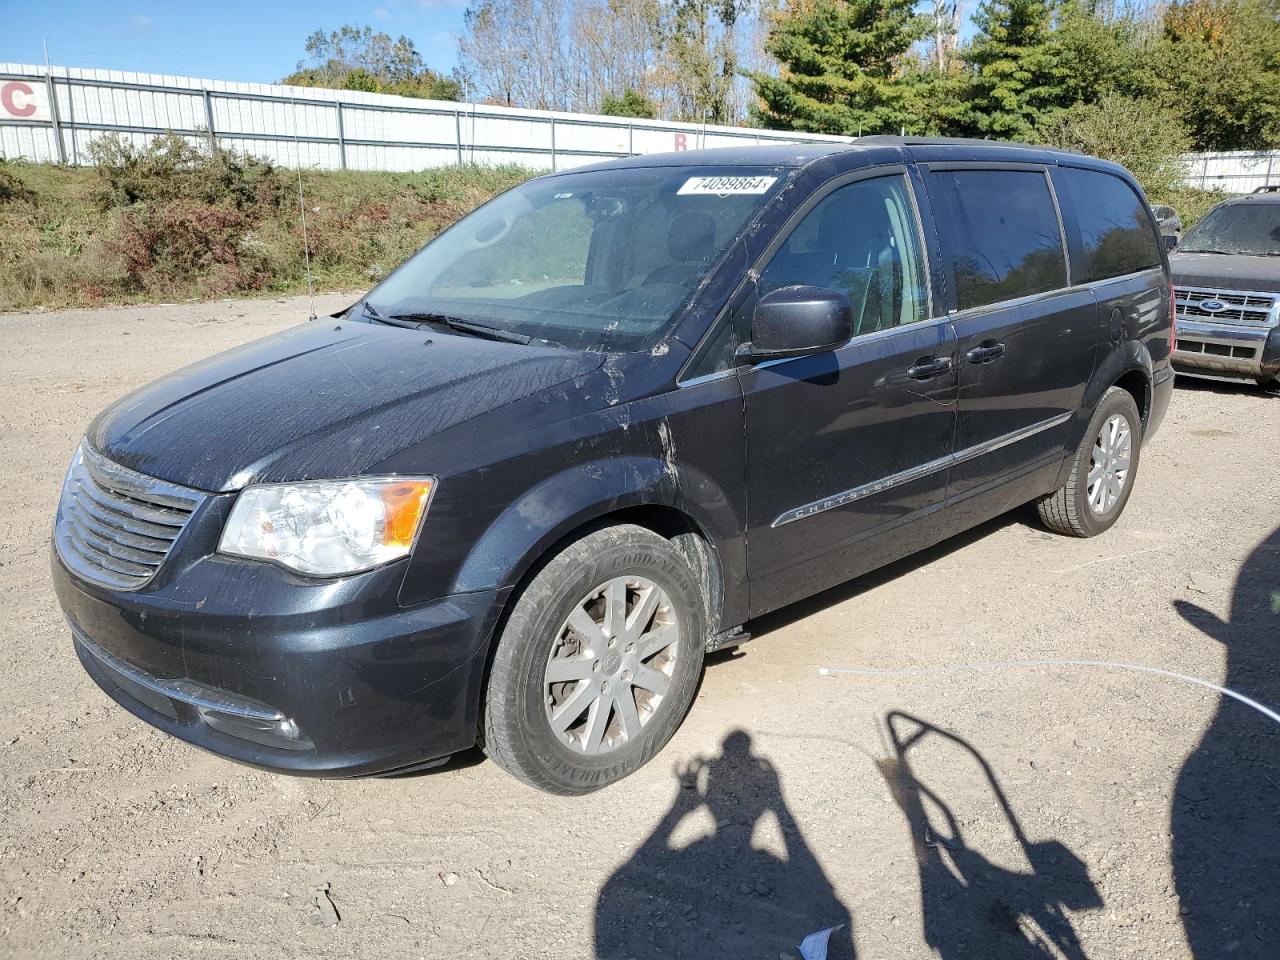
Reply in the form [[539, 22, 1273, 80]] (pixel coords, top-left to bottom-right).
[[1256, 375, 1279, 392], [1036, 387, 1142, 538], [480, 524, 706, 795]]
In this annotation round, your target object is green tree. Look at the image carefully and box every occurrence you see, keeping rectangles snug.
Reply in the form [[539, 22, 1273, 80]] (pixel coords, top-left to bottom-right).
[[600, 88, 659, 117], [961, 0, 1063, 140], [1051, 0, 1156, 107], [662, 0, 752, 123], [1037, 93, 1193, 195], [1153, 0, 1280, 150], [282, 24, 459, 101], [747, 0, 930, 135]]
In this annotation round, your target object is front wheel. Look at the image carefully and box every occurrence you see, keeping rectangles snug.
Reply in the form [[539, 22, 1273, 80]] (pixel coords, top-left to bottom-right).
[[1036, 387, 1142, 538], [481, 524, 706, 795]]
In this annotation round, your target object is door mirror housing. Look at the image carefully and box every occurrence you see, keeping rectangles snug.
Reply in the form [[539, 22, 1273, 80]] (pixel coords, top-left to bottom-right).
[[740, 285, 854, 362], [1162, 234, 1178, 252]]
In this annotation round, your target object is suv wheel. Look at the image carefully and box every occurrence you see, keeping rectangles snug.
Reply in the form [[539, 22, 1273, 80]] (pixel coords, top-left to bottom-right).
[[1036, 387, 1142, 538], [481, 524, 706, 795]]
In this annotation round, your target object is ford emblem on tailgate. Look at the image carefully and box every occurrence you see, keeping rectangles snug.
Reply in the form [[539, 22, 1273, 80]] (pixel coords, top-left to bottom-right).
[[1200, 299, 1227, 312]]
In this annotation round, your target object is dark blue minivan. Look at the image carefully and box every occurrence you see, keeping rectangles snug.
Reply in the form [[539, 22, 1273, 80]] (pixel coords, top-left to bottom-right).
[[52, 138, 1174, 794]]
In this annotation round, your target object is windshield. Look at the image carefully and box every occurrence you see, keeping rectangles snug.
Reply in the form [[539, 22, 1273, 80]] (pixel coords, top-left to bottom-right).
[[363, 165, 786, 351], [1180, 203, 1280, 256]]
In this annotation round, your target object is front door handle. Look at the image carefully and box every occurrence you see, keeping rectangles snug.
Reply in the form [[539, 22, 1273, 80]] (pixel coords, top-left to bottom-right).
[[906, 356, 953, 380], [966, 341, 1006, 364]]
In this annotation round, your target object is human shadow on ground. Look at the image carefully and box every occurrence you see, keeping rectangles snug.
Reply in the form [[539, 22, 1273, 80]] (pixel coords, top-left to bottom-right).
[[1174, 525, 1280, 957], [878, 712, 1103, 959], [594, 730, 853, 959]]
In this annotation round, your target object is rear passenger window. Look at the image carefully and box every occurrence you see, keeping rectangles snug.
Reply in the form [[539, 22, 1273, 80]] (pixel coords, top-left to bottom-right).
[[1059, 168, 1161, 281], [930, 170, 1067, 311]]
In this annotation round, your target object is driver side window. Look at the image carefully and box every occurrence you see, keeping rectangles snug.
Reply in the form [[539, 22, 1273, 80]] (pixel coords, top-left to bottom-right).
[[687, 175, 930, 378], [758, 175, 929, 335]]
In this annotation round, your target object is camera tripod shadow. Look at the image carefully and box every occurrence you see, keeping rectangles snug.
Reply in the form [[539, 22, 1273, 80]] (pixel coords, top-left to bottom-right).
[[594, 730, 854, 959], [877, 712, 1103, 959]]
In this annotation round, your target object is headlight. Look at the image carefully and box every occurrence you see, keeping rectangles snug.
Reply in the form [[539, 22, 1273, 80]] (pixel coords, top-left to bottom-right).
[[219, 477, 435, 577]]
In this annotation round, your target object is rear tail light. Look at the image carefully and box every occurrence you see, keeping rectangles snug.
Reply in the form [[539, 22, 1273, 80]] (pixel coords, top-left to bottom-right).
[[1169, 282, 1178, 353]]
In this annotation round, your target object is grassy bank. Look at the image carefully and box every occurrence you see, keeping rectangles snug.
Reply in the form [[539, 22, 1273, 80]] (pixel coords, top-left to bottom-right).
[[0, 135, 1228, 313], [0, 137, 535, 312]]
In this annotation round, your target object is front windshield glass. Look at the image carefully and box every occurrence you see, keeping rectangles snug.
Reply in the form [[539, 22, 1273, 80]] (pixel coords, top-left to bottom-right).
[[364, 165, 787, 351], [1180, 203, 1280, 256]]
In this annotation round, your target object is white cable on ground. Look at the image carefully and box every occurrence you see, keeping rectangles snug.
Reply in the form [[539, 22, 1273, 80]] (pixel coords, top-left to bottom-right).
[[819, 659, 1280, 728]]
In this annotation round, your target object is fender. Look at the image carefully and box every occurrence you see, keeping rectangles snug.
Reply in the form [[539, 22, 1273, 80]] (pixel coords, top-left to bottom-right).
[[1054, 338, 1153, 488], [450, 451, 749, 630]]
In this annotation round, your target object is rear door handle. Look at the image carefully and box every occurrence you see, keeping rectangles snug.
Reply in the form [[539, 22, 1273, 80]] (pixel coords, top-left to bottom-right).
[[906, 356, 953, 380], [966, 341, 1006, 364]]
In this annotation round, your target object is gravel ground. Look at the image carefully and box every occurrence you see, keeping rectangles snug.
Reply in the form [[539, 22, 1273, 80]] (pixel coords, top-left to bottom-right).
[[0, 294, 1277, 960]]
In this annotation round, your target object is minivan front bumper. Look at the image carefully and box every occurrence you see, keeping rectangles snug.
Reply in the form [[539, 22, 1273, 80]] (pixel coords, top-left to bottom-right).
[[53, 550, 504, 777]]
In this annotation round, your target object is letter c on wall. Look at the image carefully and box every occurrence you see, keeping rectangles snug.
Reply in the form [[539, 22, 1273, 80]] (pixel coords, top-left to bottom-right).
[[1, 82, 37, 118]]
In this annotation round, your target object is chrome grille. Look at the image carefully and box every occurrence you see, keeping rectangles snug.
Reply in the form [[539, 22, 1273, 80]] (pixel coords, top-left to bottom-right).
[[54, 445, 206, 590], [1175, 285, 1280, 326]]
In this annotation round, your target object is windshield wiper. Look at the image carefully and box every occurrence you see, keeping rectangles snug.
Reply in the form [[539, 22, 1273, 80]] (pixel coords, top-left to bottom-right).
[[359, 299, 429, 330], [389, 312, 533, 345], [1183, 248, 1276, 257]]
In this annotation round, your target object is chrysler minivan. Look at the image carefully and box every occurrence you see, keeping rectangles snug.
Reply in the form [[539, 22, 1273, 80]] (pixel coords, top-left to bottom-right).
[[53, 138, 1174, 794]]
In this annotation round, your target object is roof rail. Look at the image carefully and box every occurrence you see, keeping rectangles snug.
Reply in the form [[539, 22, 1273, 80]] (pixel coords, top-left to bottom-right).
[[854, 135, 1034, 148], [852, 134, 1084, 156], [1252, 185, 1280, 193]]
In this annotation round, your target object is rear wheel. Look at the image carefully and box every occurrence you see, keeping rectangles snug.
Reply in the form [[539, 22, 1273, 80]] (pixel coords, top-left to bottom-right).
[[1256, 375, 1279, 392], [481, 524, 706, 795], [1036, 387, 1142, 538]]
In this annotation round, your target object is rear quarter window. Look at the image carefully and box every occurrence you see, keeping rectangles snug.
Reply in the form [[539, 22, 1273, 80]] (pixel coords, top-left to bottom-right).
[[1060, 167, 1161, 282], [929, 169, 1068, 311]]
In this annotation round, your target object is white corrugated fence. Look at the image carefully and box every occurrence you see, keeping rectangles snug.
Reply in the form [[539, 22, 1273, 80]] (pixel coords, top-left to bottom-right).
[[2, 64, 1274, 193], [0, 63, 848, 173], [1179, 151, 1280, 194]]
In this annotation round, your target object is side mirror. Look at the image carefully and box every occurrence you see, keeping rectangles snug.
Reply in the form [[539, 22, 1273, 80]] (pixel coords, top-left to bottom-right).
[[740, 285, 853, 362], [1163, 234, 1178, 252]]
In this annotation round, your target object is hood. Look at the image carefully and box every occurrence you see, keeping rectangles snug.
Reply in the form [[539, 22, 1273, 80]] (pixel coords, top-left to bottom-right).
[[87, 320, 605, 491], [1170, 252, 1280, 294]]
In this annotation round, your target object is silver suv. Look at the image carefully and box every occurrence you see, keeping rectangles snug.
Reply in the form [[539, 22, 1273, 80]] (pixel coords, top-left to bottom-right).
[[1170, 186, 1280, 389]]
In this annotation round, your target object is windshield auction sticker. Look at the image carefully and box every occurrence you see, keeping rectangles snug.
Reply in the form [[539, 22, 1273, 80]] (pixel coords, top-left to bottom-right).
[[677, 176, 778, 196]]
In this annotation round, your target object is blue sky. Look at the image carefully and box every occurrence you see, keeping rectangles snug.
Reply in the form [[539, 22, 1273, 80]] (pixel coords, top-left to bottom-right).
[[2, 2, 976, 87], [0, 1, 469, 81]]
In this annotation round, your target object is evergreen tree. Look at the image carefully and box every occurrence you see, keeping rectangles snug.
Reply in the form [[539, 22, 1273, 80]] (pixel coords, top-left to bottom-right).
[[961, 0, 1063, 140], [746, 0, 929, 135]]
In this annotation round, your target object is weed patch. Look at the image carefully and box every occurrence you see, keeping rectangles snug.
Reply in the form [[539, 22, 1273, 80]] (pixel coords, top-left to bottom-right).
[[0, 138, 535, 311]]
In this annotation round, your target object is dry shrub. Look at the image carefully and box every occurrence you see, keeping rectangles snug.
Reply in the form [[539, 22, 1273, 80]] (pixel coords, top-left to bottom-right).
[[0, 165, 36, 206], [102, 201, 272, 297], [1, 158, 537, 311], [86, 134, 288, 212]]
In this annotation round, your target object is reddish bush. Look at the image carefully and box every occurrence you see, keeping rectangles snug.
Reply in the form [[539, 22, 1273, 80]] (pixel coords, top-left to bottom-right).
[[104, 200, 270, 296]]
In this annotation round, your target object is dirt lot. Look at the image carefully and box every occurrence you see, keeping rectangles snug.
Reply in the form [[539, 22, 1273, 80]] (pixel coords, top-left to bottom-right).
[[1, 294, 1277, 960]]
